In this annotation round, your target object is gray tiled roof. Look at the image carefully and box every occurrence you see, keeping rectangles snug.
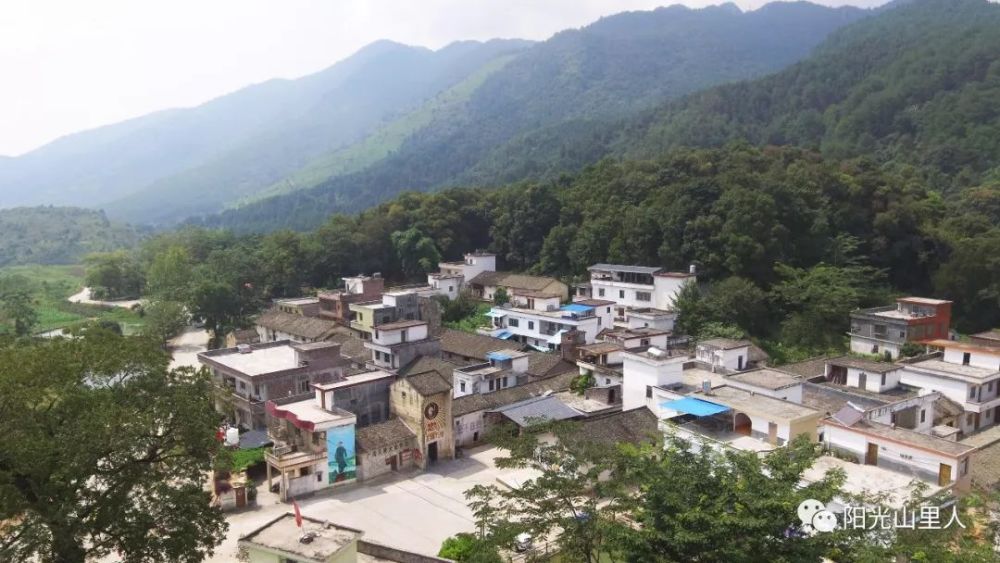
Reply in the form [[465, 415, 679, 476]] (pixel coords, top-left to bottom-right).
[[468, 271, 562, 291], [495, 395, 580, 427], [569, 408, 660, 447], [439, 329, 517, 361], [255, 310, 342, 340], [356, 418, 416, 452]]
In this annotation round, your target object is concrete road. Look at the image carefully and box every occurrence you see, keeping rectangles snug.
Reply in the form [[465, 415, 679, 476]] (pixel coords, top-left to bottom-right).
[[210, 445, 535, 561], [67, 287, 143, 308]]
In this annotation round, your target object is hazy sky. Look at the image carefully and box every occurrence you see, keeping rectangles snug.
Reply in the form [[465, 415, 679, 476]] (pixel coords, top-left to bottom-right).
[[0, 0, 886, 156]]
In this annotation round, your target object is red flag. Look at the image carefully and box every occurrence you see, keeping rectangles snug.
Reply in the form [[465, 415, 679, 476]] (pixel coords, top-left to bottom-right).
[[293, 500, 302, 528]]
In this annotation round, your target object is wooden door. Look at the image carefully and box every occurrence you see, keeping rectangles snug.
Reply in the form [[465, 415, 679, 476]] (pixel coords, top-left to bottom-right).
[[866, 443, 878, 465], [938, 463, 952, 486]]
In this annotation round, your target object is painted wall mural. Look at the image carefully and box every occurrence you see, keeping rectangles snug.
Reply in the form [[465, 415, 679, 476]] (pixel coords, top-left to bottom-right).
[[326, 423, 357, 485]]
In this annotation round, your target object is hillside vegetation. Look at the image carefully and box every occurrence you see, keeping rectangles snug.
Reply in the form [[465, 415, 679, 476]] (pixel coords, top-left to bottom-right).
[[0, 207, 142, 267], [623, 0, 1000, 191], [200, 1, 867, 231]]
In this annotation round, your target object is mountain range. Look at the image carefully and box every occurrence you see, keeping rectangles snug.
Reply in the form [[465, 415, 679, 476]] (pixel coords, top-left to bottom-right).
[[0, 1, 868, 227]]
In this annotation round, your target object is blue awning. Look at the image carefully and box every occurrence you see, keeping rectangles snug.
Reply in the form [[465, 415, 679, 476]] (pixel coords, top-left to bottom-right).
[[486, 309, 507, 318], [560, 303, 594, 313], [659, 397, 730, 417], [491, 330, 514, 340]]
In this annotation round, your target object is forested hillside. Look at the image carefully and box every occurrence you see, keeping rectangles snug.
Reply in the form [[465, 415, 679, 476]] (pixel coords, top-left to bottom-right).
[[623, 0, 1000, 191], [0, 207, 143, 266], [111, 145, 999, 361], [194, 2, 867, 231]]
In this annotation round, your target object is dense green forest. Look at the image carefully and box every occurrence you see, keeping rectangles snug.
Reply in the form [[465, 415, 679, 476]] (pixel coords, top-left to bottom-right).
[[0, 207, 143, 266], [94, 144, 999, 360]]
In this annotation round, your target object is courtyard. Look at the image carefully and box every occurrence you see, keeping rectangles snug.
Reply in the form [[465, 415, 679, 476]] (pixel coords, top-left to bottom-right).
[[211, 445, 536, 561]]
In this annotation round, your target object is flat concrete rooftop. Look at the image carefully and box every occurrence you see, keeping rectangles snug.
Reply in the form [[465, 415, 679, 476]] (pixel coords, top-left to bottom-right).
[[205, 345, 298, 376], [240, 513, 361, 562]]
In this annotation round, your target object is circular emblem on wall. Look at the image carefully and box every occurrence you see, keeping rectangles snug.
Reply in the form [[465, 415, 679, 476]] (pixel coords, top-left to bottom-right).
[[424, 402, 439, 420]]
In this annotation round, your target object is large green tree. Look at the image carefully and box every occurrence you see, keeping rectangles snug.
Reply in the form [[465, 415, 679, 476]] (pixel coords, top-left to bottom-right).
[[0, 274, 38, 336], [0, 330, 227, 562]]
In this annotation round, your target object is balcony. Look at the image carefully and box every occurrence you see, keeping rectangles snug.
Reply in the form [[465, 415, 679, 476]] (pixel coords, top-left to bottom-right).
[[265, 442, 326, 471]]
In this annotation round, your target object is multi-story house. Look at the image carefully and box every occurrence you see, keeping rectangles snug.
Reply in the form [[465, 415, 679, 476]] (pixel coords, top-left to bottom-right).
[[575, 264, 696, 320], [348, 290, 426, 341], [487, 292, 613, 349], [428, 252, 497, 299], [317, 274, 385, 324], [849, 297, 952, 359], [263, 391, 358, 501], [199, 341, 350, 430], [364, 320, 441, 372], [898, 339, 1000, 435], [452, 349, 530, 397]]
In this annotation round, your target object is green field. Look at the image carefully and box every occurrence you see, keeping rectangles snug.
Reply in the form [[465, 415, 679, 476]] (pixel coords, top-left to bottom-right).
[[0, 264, 145, 335]]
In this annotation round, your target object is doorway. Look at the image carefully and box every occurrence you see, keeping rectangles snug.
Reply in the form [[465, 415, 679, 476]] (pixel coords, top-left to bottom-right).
[[390, 455, 398, 471], [866, 443, 878, 466], [767, 422, 778, 445], [734, 413, 752, 436], [938, 463, 952, 486], [427, 441, 439, 464], [858, 372, 867, 390]]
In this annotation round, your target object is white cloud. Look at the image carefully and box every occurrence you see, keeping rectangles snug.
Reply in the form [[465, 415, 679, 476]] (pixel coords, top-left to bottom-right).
[[0, 0, 886, 156]]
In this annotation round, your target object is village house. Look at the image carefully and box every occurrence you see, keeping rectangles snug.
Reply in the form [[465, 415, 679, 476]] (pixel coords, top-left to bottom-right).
[[427, 251, 497, 299], [576, 341, 625, 387], [238, 512, 450, 563], [487, 293, 613, 349], [452, 349, 530, 397], [849, 296, 952, 359], [364, 320, 441, 372], [624, 307, 677, 331], [263, 392, 358, 501], [574, 263, 696, 320], [199, 341, 351, 430], [695, 338, 756, 372], [346, 288, 439, 341], [355, 418, 418, 482], [468, 270, 569, 302], [273, 296, 322, 317], [897, 339, 1000, 435], [256, 309, 344, 344], [317, 274, 385, 325], [388, 366, 454, 467], [452, 370, 578, 448]]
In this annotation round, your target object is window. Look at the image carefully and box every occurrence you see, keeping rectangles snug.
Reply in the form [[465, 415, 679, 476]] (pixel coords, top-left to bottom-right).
[[645, 385, 652, 398], [460, 381, 466, 392], [960, 458, 969, 476], [489, 379, 496, 391], [970, 387, 977, 399], [640, 338, 650, 347], [298, 380, 310, 393], [619, 290, 625, 299], [880, 374, 886, 386], [299, 466, 311, 477], [967, 414, 975, 426], [920, 409, 926, 423], [963, 352, 971, 366], [528, 321, 534, 330], [636, 291, 652, 302], [509, 318, 519, 327], [316, 473, 323, 482], [598, 288, 605, 297], [606, 307, 611, 313]]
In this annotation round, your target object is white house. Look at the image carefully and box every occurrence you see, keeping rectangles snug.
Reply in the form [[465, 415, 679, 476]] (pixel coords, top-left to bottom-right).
[[823, 356, 904, 394], [452, 349, 530, 397], [434, 252, 496, 292], [487, 299, 613, 350], [897, 340, 1000, 435], [577, 264, 696, 320], [625, 308, 677, 331], [821, 412, 975, 489], [621, 347, 689, 410], [695, 338, 752, 372], [363, 320, 438, 372]]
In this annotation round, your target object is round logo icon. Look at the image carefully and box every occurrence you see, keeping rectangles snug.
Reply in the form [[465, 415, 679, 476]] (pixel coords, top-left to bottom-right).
[[812, 509, 837, 533]]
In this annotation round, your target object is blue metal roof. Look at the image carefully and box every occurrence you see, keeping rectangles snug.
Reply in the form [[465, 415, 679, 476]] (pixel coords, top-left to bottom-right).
[[561, 303, 594, 313], [487, 351, 513, 361], [659, 397, 730, 417], [491, 330, 514, 340]]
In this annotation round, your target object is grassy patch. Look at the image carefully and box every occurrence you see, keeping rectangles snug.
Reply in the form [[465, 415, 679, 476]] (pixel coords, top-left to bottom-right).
[[0, 264, 145, 335], [444, 302, 492, 334]]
